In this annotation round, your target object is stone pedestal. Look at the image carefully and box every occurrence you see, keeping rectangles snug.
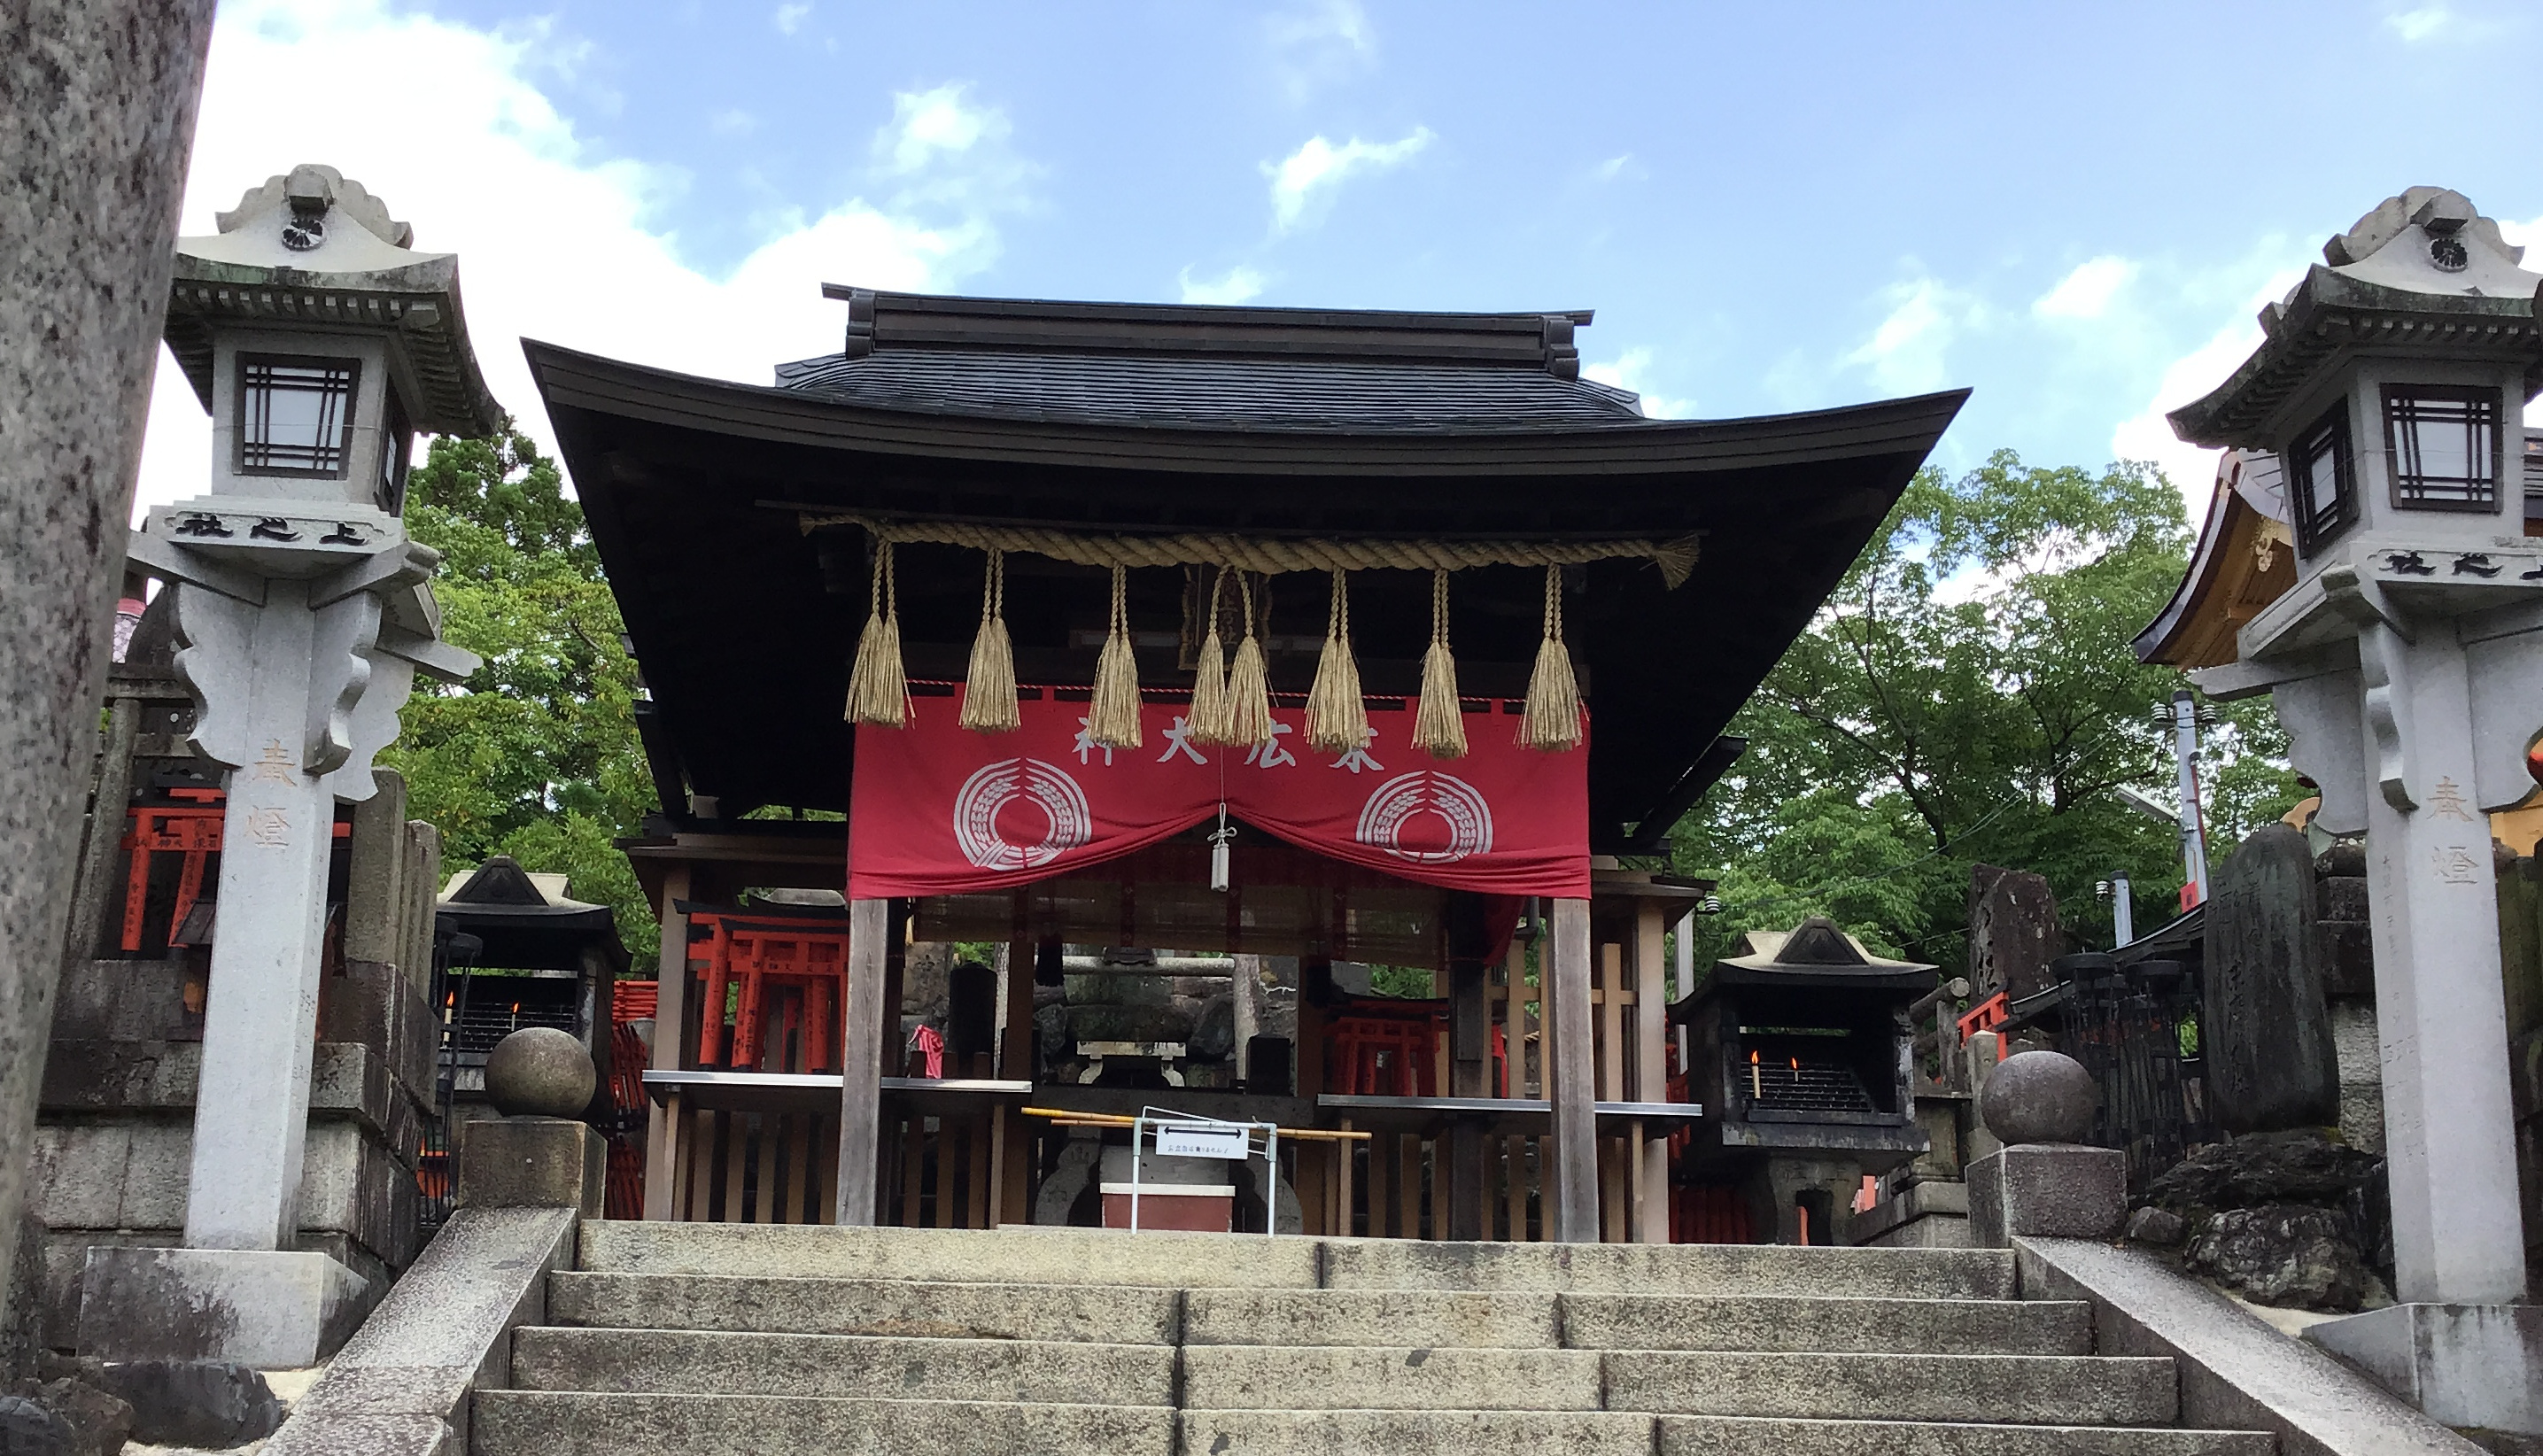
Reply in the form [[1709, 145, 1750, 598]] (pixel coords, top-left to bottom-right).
[[76, 1247, 368, 1368], [1968, 1143, 2126, 1246], [456, 1118, 604, 1218], [2307, 1302, 2543, 1435]]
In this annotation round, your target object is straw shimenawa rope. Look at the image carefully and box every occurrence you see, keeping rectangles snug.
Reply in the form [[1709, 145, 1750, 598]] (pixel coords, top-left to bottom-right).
[[960, 547, 1020, 732], [1087, 563, 1143, 748], [1412, 568, 1468, 760], [844, 538, 908, 727], [1303, 568, 1369, 754], [798, 514, 1700, 588], [1187, 567, 1229, 737], [1518, 563, 1583, 751], [1213, 570, 1274, 748]]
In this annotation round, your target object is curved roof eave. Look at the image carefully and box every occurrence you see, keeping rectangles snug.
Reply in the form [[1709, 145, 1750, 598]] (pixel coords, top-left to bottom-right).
[[523, 338, 1967, 479]]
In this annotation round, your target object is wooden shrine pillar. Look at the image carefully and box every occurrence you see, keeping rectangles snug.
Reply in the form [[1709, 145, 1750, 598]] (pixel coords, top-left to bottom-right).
[[1446, 957, 1491, 1240], [1545, 897, 1600, 1241], [640, 865, 693, 1220], [994, 935, 1036, 1227], [834, 896, 892, 1225], [1630, 902, 1670, 1243]]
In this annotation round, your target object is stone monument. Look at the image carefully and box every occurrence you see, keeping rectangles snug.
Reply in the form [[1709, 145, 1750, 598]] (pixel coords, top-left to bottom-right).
[[79, 165, 494, 1367], [2167, 187, 2542, 1431], [2202, 823, 2340, 1133]]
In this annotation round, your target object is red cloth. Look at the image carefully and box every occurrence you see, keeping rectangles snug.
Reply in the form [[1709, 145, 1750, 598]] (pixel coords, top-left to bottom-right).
[[849, 693, 1589, 900]]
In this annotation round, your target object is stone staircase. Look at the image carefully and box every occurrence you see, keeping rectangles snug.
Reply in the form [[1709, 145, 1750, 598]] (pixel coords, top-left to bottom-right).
[[469, 1222, 2278, 1454]]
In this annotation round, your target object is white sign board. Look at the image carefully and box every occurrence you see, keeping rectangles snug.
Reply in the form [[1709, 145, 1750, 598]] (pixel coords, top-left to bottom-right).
[[1154, 1126, 1250, 1160]]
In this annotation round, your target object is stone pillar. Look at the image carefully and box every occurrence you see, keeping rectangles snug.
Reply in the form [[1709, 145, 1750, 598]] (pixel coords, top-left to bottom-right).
[[2357, 627, 2524, 1305], [0, 0, 214, 1339], [1545, 897, 1599, 1242], [182, 582, 361, 1251]]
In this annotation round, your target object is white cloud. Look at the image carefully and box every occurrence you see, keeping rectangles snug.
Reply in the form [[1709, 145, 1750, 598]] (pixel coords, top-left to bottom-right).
[[1583, 347, 1695, 420], [2107, 265, 2308, 508], [1266, 0, 1375, 99], [709, 107, 756, 136], [2385, 5, 2449, 41], [2033, 256, 2136, 321], [137, 0, 1020, 518], [1591, 154, 1633, 183], [1264, 128, 1433, 231], [1178, 265, 1267, 306], [1845, 277, 1979, 397], [772, 3, 811, 36]]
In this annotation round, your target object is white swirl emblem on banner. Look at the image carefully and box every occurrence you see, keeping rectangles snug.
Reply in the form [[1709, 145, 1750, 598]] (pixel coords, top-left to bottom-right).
[[1355, 771, 1494, 865], [953, 758, 1094, 871]]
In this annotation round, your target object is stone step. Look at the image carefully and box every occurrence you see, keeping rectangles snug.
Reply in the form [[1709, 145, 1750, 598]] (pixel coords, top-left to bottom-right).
[[1176, 1409, 1659, 1455], [1182, 1345, 1602, 1411], [1608, 1351, 2180, 1426], [578, 1220, 1319, 1289], [1558, 1293, 2093, 1355], [578, 1220, 2020, 1301], [508, 1328, 1175, 1406], [1180, 1347, 2177, 1425], [1183, 1289, 1560, 1349], [548, 1272, 1181, 1344], [1655, 1414, 2277, 1455], [1322, 1237, 2016, 1299], [469, 1391, 1175, 1456]]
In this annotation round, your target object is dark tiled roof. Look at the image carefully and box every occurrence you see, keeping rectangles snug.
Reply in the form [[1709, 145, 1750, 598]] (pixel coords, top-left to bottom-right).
[[771, 348, 1651, 431]]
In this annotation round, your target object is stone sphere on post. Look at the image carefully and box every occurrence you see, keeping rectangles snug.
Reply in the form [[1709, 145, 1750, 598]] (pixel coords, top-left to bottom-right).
[[1980, 1049, 2096, 1146], [484, 1027, 596, 1119]]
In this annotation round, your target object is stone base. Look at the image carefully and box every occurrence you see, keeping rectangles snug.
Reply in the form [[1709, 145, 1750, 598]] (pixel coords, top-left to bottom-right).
[[1968, 1143, 2125, 1247], [2306, 1302, 2543, 1435], [456, 1117, 604, 1216], [76, 1248, 369, 1368], [1852, 1180, 1973, 1248]]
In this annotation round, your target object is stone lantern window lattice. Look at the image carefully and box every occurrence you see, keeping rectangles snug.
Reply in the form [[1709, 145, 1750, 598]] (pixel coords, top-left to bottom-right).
[[2288, 399, 2359, 553], [236, 353, 358, 477], [2380, 385, 2500, 512]]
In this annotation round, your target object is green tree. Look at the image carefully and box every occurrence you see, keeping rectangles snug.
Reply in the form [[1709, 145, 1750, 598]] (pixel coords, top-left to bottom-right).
[[1664, 451, 2302, 977], [382, 426, 661, 964]]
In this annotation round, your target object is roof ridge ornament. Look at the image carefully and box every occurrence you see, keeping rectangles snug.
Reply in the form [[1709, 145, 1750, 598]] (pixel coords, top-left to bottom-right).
[[215, 163, 413, 249]]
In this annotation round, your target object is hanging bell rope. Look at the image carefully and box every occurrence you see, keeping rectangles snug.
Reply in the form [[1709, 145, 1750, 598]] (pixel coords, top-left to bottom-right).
[[1188, 567, 1229, 737], [844, 539, 909, 727], [1518, 563, 1583, 751], [959, 547, 1020, 733], [1412, 568, 1468, 760], [800, 513, 1699, 589], [1213, 570, 1274, 748], [1087, 563, 1144, 748], [1304, 568, 1369, 753]]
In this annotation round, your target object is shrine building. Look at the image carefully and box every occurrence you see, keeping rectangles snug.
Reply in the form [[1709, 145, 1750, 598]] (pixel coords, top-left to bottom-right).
[[526, 290, 1963, 1244]]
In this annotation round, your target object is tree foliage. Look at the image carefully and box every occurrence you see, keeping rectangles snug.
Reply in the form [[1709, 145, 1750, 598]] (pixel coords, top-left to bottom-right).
[[381, 427, 661, 964], [1665, 451, 2303, 974]]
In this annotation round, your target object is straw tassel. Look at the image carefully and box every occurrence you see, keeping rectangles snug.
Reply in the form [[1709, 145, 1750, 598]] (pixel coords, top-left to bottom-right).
[[1188, 568, 1229, 737], [1088, 563, 1144, 748], [1412, 567, 1468, 759], [1519, 563, 1583, 750], [960, 547, 1020, 732], [1214, 571, 1274, 748], [844, 538, 908, 727], [1304, 568, 1369, 753]]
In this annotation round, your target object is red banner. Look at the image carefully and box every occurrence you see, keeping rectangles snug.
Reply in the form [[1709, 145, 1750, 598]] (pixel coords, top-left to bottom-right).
[[849, 693, 1589, 900]]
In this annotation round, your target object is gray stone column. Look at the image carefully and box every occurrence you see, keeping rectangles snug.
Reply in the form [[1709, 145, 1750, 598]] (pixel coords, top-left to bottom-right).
[[2355, 626, 2524, 1305], [0, 0, 214, 1333]]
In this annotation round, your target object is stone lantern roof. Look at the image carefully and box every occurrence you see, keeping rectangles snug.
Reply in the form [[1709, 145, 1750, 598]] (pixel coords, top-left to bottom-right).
[[2167, 188, 2543, 448], [160, 163, 501, 438]]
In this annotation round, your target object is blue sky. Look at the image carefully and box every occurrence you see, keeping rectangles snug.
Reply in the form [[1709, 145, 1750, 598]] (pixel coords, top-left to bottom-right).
[[138, 0, 2542, 514]]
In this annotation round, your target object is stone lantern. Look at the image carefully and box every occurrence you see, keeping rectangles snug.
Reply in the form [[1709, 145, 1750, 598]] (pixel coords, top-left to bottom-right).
[[2167, 187, 2542, 1429], [87, 165, 494, 1366]]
